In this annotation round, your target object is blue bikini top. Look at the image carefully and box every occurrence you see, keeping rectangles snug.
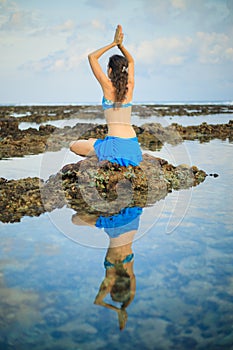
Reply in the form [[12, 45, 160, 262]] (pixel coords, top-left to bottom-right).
[[102, 96, 132, 110], [104, 253, 134, 269]]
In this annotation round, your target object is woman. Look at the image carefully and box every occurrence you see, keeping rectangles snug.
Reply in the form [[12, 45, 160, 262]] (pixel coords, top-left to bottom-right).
[[70, 24, 142, 167]]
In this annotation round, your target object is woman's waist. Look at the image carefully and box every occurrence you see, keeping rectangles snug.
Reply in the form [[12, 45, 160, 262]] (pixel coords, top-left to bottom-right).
[[107, 124, 136, 138], [104, 108, 132, 124]]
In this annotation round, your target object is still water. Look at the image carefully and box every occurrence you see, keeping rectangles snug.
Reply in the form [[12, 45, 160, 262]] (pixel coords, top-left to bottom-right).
[[0, 114, 233, 349]]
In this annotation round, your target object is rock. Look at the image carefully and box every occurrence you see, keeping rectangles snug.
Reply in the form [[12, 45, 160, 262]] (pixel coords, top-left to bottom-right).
[[0, 154, 207, 223], [0, 118, 19, 136], [209, 173, 219, 178], [0, 177, 45, 223], [0, 122, 97, 159]]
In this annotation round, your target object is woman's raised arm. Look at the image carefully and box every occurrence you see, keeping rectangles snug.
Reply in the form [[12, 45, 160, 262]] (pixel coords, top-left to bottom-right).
[[88, 25, 123, 89], [116, 25, 134, 88], [88, 42, 116, 88], [118, 43, 135, 88]]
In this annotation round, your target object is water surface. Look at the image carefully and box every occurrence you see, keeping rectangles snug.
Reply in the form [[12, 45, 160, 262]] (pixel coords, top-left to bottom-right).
[[0, 115, 232, 349]]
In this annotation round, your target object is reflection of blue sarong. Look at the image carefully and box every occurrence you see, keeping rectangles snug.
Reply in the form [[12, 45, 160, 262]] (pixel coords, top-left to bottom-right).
[[94, 136, 142, 167], [95, 207, 143, 238]]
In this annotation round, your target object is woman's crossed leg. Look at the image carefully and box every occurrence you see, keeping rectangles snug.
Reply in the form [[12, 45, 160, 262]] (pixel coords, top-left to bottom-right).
[[69, 138, 97, 156]]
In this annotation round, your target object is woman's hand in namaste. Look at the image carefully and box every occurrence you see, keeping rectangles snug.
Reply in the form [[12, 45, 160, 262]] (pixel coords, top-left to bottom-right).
[[113, 24, 124, 46]]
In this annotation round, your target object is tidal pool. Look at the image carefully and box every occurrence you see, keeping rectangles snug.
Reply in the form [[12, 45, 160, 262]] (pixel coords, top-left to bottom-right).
[[0, 116, 232, 349]]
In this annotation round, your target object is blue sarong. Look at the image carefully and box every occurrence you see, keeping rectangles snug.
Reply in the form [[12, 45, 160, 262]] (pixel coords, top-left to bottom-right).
[[94, 136, 142, 167]]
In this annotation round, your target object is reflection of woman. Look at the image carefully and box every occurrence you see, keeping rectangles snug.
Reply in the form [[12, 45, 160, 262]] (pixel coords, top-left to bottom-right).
[[72, 206, 142, 330], [94, 233, 136, 331], [70, 24, 142, 167]]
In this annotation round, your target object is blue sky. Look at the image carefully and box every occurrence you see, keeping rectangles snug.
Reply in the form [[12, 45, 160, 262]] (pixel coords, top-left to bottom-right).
[[0, 0, 233, 104]]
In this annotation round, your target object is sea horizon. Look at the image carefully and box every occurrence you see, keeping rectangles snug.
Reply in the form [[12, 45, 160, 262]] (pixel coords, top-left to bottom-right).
[[0, 99, 232, 107]]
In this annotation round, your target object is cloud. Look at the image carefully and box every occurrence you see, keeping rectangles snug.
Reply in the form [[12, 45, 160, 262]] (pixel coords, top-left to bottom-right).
[[0, 0, 40, 32], [91, 19, 105, 31], [21, 46, 89, 72], [0, 0, 16, 11], [17, 15, 110, 74], [131, 29, 233, 74], [196, 31, 233, 64], [85, 0, 118, 10], [140, 0, 231, 37], [0, 1, 75, 36], [132, 36, 193, 67], [170, 0, 186, 10], [225, 47, 233, 61], [30, 19, 77, 38], [141, 0, 171, 21], [53, 19, 76, 33]]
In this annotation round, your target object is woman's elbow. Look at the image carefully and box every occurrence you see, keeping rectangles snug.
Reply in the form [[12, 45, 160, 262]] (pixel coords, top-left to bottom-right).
[[88, 55, 95, 67], [88, 53, 95, 62]]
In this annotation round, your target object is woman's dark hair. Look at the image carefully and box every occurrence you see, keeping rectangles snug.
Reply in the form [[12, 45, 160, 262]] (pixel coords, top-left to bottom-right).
[[108, 54, 128, 103], [110, 263, 131, 306]]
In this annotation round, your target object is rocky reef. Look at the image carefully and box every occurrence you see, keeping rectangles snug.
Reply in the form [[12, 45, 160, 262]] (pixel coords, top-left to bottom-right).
[[81, 121, 233, 151], [0, 118, 232, 159], [0, 118, 96, 159], [133, 103, 233, 117], [0, 154, 207, 223], [1, 104, 233, 123], [0, 104, 232, 159]]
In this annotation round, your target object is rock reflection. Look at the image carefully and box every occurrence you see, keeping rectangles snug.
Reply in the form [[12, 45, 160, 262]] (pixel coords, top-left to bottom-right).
[[72, 206, 143, 330]]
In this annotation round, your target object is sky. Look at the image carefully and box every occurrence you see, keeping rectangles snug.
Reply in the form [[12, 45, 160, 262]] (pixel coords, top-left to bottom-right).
[[0, 0, 233, 104]]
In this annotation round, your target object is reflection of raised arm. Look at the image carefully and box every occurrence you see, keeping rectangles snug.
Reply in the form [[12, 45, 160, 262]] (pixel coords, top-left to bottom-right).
[[94, 277, 117, 310], [94, 277, 129, 330], [123, 274, 136, 308]]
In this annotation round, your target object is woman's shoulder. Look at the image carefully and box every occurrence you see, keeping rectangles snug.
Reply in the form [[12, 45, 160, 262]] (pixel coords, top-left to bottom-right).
[[102, 81, 115, 100], [102, 82, 134, 104], [103, 91, 133, 104]]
